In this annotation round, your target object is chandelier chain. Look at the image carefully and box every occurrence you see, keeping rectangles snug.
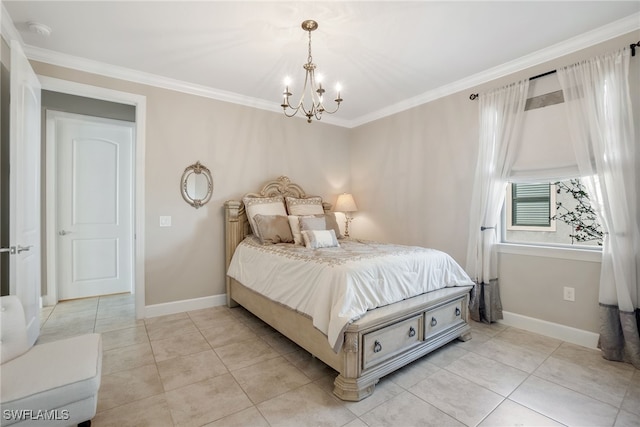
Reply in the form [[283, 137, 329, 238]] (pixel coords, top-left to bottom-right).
[[307, 30, 313, 64]]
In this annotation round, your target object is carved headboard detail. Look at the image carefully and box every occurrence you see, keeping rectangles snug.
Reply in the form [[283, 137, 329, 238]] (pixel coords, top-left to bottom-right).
[[245, 176, 308, 199]]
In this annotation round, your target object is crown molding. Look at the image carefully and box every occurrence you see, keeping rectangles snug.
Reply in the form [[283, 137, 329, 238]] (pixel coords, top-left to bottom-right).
[[350, 12, 640, 128], [26, 44, 279, 110], [24, 44, 348, 127], [15, 11, 640, 129], [1, 3, 24, 47]]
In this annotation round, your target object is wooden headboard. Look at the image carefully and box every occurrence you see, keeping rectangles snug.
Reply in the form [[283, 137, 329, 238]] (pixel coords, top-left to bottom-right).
[[224, 176, 331, 304]]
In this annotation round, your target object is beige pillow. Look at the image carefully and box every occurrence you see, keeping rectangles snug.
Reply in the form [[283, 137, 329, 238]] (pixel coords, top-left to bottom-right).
[[299, 216, 325, 231], [243, 196, 287, 239], [288, 215, 309, 245], [253, 214, 294, 244], [301, 229, 340, 249], [299, 213, 343, 239], [285, 196, 324, 216], [323, 213, 342, 239]]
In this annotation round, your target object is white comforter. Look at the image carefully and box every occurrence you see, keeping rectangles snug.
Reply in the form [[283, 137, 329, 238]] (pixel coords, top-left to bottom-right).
[[227, 236, 474, 352]]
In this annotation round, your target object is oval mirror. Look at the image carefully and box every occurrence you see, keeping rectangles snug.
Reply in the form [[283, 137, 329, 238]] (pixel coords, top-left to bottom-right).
[[181, 161, 213, 208]]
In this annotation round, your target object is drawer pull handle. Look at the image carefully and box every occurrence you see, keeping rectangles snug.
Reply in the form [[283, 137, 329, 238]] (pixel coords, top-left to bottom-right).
[[373, 340, 382, 353], [431, 317, 438, 327], [408, 326, 416, 337], [455, 307, 461, 317]]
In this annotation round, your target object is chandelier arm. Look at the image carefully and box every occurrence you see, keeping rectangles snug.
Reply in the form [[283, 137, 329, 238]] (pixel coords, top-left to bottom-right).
[[318, 102, 341, 115], [283, 107, 302, 118]]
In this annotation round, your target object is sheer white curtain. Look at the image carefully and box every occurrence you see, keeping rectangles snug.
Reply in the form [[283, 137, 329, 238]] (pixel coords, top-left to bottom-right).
[[557, 48, 640, 368], [466, 80, 529, 323]]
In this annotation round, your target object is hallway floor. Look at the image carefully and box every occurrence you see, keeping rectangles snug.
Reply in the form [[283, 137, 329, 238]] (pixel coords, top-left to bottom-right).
[[40, 294, 640, 427]]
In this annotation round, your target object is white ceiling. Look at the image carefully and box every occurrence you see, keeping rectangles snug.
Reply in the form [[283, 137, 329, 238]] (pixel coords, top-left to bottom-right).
[[3, 1, 640, 127]]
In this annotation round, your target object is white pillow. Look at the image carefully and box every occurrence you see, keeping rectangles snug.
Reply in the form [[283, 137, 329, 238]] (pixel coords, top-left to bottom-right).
[[301, 229, 340, 249], [243, 196, 287, 239]]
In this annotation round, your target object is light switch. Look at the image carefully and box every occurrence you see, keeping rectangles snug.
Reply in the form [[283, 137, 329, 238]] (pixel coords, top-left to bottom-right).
[[159, 216, 172, 227]]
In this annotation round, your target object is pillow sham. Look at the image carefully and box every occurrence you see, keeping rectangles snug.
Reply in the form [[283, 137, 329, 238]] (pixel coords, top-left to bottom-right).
[[301, 229, 340, 249], [285, 196, 324, 216], [243, 196, 287, 238], [253, 214, 294, 244]]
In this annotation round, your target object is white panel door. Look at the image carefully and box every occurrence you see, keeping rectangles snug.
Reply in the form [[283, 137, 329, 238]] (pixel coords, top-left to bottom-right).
[[53, 112, 134, 300], [8, 41, 41, 346]]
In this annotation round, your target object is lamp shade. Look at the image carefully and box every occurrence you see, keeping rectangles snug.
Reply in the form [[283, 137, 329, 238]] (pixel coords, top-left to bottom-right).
[[335, 193, 358, 212]]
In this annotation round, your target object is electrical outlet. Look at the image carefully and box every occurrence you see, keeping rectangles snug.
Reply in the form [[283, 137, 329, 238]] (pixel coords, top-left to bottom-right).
[[159, 216, 172, 227], [563, 286, 575, 302]]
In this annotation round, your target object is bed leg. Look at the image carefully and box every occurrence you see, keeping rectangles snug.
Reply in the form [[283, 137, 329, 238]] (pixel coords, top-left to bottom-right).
[[458, 331, 472, 342], [333, 375, 378, 402]]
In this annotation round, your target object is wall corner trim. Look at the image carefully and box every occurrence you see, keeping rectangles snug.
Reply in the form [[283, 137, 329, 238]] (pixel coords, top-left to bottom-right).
[[144, 294, 227, 319], [1, 3, 24, 46], [499, 311, 599, 349]]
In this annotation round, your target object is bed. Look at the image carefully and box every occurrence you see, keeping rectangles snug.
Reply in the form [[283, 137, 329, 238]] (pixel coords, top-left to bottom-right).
[[224, 176, 473, 401]]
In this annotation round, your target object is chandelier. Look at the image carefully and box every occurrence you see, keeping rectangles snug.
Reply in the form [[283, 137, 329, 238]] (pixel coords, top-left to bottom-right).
[[281, 20, 343, 123]]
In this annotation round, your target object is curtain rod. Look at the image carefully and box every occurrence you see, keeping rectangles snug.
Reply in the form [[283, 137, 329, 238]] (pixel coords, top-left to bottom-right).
[[469, 41, 640, 100]]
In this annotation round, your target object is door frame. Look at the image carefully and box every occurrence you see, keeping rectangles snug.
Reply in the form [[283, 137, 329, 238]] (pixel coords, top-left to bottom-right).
[[41, 76, 146, 319]]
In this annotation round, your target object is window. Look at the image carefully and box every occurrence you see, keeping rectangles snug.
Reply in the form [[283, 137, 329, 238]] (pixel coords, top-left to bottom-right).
[[507, 183, 556, 231], [504, 178, 603, 247]]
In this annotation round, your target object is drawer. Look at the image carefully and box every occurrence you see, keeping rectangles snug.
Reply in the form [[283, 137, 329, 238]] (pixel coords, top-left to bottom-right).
[[424, 298, 464, 339], [363, 315, 422, 369]]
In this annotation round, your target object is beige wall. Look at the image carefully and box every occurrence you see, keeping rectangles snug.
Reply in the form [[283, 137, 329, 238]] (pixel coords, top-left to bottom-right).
[[21, 28, 640, 334], [349, 91, 477, 263], [31, 61, 352, 305], [350, 30, 640, 334]]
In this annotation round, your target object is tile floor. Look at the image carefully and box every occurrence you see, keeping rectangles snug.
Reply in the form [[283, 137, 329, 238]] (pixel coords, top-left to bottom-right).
[[38, 294, 640, 427]]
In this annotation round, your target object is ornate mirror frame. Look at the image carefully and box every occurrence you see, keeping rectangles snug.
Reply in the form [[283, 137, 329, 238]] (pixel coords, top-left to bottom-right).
[[181, 161, 213, 209]]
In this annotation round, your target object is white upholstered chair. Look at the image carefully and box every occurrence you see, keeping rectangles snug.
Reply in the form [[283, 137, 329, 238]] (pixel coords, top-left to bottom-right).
[[0, 295, 102, 426]]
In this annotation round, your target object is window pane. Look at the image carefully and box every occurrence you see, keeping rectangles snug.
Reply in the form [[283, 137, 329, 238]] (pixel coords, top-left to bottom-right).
[[514, 201, 550, 226], [513, 183, 549, 199], [512, 183, 550, 227], [504, 178, 603, 247]]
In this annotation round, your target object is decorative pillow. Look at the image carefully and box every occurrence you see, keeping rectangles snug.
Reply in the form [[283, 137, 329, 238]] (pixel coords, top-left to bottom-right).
[[288, 215, 308, 245], [299, 213, 343, 239], [323, 212, 343, 239], [285, 196, 324, 216], [243, 196, 287, 238], [299, 216, 326, 231], [301, 229, 340, 249], [253, 214, 294, 244]]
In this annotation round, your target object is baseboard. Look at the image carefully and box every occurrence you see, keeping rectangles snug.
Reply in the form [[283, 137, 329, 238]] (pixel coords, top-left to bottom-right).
[[144, 294, 227, 318], [499, 311, 599, 349]]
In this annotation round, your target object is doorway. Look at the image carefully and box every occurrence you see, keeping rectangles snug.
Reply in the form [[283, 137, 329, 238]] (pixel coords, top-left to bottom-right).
[[40, 77, 146, 318]]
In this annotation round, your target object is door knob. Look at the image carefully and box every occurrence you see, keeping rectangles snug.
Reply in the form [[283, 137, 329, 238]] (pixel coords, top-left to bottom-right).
[[1, 246, 31, 254], [58, 230, 72, 236]]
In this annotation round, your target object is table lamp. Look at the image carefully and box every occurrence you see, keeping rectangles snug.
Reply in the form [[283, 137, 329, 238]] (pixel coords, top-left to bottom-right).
[[335, 193, 358, 237]]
